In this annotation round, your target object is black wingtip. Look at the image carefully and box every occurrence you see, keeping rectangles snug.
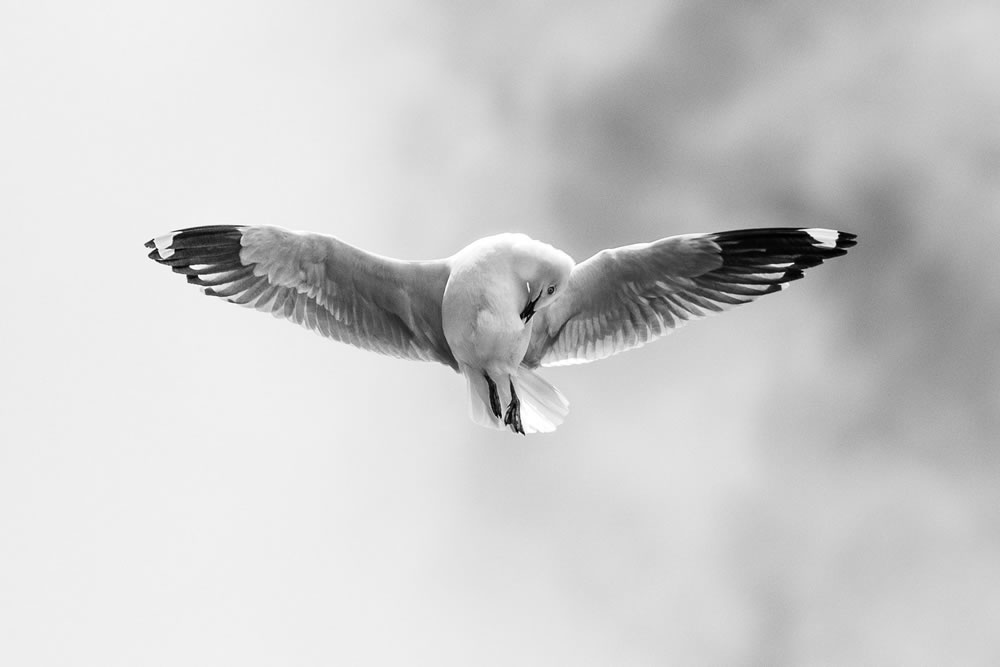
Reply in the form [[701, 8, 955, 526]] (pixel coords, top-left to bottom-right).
[[835, 231, 858, 249], [146, 226, 249, 269], [706, 227, 857, 291]]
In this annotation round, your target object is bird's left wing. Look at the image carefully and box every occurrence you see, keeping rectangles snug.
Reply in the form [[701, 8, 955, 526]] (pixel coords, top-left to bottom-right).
[[523, 227, 856, 368], [146, 225, 458, 369]]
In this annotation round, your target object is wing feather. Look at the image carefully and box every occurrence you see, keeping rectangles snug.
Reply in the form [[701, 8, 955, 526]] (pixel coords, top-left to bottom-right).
[[524, 228, 856, 368], [146, 225, 458, 369]]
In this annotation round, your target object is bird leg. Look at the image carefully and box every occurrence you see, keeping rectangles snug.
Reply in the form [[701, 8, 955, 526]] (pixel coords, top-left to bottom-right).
[[483, 372, 503, 419], [503, 379, 524, 435]]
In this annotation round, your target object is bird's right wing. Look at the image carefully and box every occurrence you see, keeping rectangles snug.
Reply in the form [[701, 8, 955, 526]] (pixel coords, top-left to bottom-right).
[[146, 225, 458, 369], [523, 228, 856, 368]]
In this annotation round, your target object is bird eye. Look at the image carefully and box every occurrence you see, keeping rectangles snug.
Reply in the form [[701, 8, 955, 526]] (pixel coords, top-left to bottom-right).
[[547, 285, 556, 295]]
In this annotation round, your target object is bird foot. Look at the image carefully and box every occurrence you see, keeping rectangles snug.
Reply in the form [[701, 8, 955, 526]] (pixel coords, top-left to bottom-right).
[[503, 379, 524, 435], [483, 372, 503, 419]]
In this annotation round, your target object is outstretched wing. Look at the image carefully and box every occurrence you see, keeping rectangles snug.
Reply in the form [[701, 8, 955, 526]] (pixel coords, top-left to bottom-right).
[[524, 228, 856, 368], [146, 225, 458, 369]]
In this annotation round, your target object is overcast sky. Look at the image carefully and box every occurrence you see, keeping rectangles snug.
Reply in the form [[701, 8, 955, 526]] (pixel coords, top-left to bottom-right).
[[2, 1, 999, 665]]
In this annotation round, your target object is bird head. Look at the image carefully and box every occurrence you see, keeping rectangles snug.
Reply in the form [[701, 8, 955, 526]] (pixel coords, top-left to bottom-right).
[[514, 242, 574, 324]]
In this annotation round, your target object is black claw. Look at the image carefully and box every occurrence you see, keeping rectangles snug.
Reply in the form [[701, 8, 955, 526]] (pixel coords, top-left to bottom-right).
[[484, 372, 503, 419], [503, 379, 525, 435]]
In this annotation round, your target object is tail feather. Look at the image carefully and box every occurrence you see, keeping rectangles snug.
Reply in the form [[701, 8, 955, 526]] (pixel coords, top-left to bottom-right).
[[465, 369, 505, 431], [462, 366, 570, 434], [515, 368, 569, 434]]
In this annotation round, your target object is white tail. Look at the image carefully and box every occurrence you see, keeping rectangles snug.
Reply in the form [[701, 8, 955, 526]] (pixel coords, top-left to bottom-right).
[[464, 368, 505, 431], [515, 367, 570, 433], [462, 366, 570, 434]]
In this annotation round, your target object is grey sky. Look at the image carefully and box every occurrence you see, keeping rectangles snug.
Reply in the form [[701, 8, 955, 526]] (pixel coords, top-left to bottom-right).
[[2, 1, 999, 665]]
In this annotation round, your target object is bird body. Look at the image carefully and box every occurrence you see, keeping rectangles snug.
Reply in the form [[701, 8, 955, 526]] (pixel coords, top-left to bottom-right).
[[443, 234, 536, 373], [442, 234, 574, 432], [146, 225, 856, 434]]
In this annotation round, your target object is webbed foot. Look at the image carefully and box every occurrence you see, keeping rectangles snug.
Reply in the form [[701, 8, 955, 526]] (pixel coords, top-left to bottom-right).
[[503, 379, 524, 435], [483, 372, 503, 419]]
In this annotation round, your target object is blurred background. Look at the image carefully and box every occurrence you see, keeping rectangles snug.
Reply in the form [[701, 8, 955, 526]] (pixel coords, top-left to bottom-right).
[[2, 0, 999, 664]]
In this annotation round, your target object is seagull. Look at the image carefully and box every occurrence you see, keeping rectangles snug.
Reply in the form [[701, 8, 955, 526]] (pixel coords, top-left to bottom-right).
[[146, 226, 856, 434]]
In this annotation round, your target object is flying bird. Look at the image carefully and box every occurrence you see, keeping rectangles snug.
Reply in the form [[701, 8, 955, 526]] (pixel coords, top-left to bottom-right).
[[146, 226, 856, 434]]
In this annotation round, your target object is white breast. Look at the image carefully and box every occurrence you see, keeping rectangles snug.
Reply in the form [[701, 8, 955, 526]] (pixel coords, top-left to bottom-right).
[[442, 243, 530, 373]]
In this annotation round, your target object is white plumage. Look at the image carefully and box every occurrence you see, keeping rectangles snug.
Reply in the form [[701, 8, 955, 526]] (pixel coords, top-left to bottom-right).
[[146, 225, 856, 434]]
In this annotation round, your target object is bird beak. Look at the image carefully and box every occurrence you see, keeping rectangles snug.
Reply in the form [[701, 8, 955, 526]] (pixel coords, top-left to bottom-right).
[[520, 290, 542, 323]]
